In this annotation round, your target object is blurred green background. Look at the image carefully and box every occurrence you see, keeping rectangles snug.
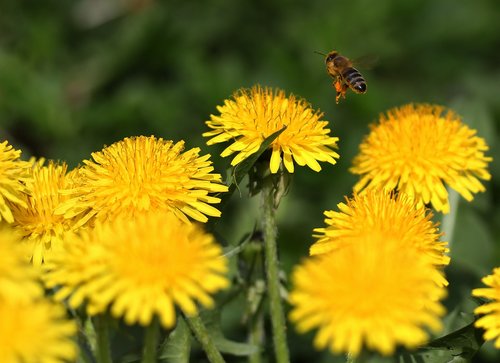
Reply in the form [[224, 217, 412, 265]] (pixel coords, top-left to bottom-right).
[[1, 0, 499, 362]]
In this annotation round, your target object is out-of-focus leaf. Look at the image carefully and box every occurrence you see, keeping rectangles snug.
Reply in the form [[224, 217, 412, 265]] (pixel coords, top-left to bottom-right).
[[76, 319, 96, 363], [223, 230, 253, 258], [449, 97, 495, 146], [199, 308, 258, 356], [108, 320, 143, 363], [0, 53, 75, 138], [397, 320, 484, 363], [159, 318, 191, 363], [450, 204, 495, 277]]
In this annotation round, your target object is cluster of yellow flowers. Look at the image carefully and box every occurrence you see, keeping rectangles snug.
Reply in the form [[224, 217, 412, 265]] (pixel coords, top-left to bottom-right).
[[0, 137, 230, 361], [0, 84, 497, 361], [205, 86, 496, 355], [0, 142, 77, 362]]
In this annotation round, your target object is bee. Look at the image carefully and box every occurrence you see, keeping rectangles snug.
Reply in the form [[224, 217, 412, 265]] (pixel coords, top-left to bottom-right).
[[319, 50, 367, 104]]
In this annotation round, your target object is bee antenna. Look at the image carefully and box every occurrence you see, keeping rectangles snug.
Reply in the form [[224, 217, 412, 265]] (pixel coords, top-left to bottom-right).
[[314, 50, 327, 57]]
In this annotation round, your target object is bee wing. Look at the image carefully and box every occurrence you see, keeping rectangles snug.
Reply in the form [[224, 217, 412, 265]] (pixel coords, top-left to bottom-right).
[[352, 54, 379, 70]]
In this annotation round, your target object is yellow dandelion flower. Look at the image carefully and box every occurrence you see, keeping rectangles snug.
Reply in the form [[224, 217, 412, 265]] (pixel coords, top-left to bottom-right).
[[311, 190, 449, 287], [351, 104, 492, 213], [44, 211, 229, 328], [10, 160, 79, 266], [0, 225, 77, 362], [0, 297, 77, 363], [0, 227, 42, 303], [0, 140, 30, 223], [472, 267, 500, 348], [289, 234, 447, 357], [203, 85, 339, 173], [57, 136, 228, 225]]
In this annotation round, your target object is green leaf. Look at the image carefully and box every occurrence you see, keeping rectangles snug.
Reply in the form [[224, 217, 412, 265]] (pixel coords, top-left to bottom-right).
[[199, 308, 258, 356], [76, 327, 96, 363], [158, 319, 191, 363], [213, 334, 259, 357], [218, 126, 287, 210], [425, 320, 484, 354], [450, 204, 495, 277], [222, 230, 253, 258], [397, 320, 484, 363]]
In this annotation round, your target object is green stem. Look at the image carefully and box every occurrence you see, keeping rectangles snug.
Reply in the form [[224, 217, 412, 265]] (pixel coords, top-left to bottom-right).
[[248, 297, 265, 363], [141, 318, 159, 363], [346, 351, 370, 363], [260, 177, 290, 363], [441, 188, 459, 249], [76, 330, 95, 363], [94, 315, 112, 363], [184, 314, 226, 363], [346, 353, 356, 363]]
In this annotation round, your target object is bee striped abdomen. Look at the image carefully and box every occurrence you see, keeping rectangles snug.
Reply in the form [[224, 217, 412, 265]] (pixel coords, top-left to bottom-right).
[[342, 68, 367, 94]]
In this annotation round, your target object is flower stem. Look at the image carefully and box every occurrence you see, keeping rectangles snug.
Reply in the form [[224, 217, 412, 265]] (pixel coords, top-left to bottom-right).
[[260, 175, 290, 363], [184, 314, 226, 363], [141, 317, 159, 363], [346, 351, 369, 363], [94, 315, 112, 363], [76, 331, 95, 363], [441, 188, 459, 249], [248, 304, 264, 363]]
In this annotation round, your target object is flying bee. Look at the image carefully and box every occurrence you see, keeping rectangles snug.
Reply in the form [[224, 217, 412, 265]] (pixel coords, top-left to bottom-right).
[[317, 50, 367, 104]]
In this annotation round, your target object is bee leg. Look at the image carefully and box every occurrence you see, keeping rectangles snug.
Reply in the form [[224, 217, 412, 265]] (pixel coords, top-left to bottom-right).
[[333, 80, 348, 104], [335, 91, 344, 104]]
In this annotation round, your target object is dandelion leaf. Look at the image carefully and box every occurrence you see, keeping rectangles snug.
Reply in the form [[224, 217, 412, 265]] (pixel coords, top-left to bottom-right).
[[159, 318, 191, 363], [200, 308, 258, 356], [397, 320, 484, 363]]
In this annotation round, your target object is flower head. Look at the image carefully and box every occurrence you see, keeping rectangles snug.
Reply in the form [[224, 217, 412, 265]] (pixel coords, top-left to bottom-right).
[[0, 225, 77, 363], [472, 267, 500, 348], [0, 140, 30, 223], [350, 104, 492, 213], [0, 227, 43, 303], [57, 136, 228, 225], [289, 239, 447, 357], [10, 160, 79, 265], [311, 190, 450, 286], [44, 211, 229, 328], [0, 297, 77, 363], [292, 190, 450, 356], [204, 85, 339, 173]]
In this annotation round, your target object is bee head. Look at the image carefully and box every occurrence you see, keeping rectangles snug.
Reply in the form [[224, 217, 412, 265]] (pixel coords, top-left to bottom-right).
[[325, 51, 338, 64]]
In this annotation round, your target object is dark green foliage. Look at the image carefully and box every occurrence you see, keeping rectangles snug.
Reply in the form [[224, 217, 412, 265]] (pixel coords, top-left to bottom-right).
[[397, 309, 484, 362]]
